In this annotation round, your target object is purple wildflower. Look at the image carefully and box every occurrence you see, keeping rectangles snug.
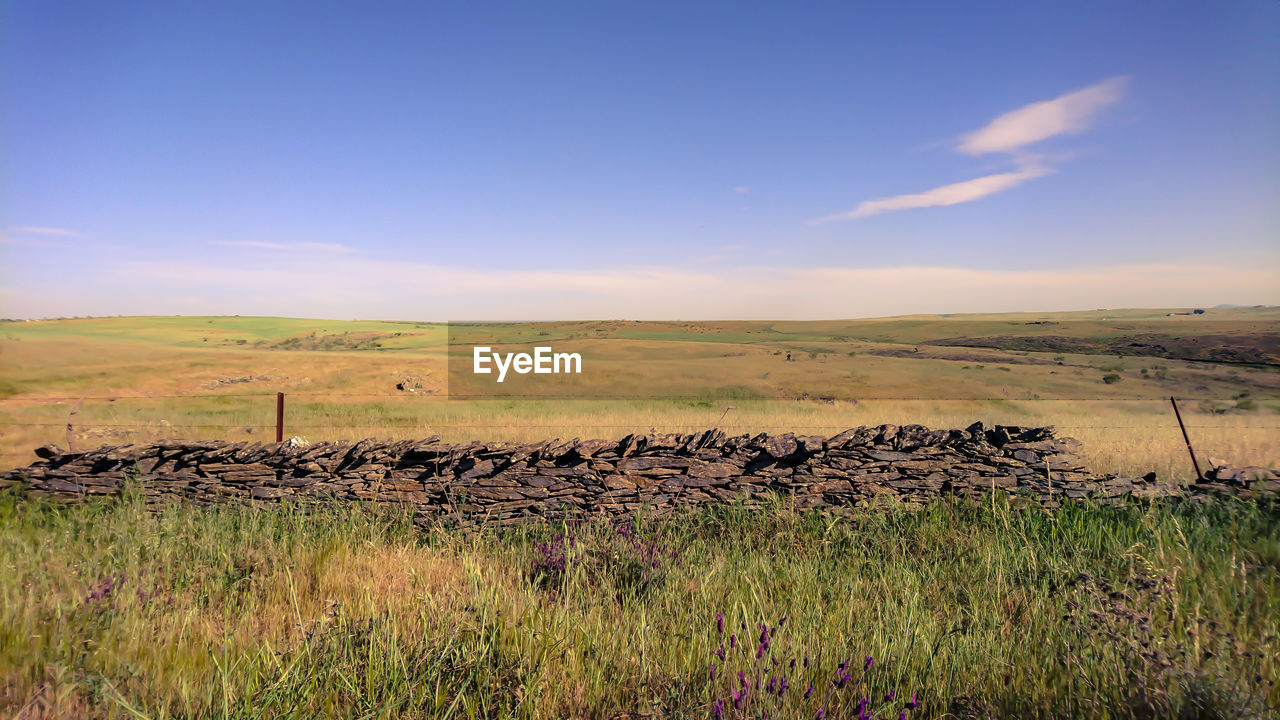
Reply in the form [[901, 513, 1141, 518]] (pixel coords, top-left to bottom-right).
[[804, 683, 814, 700], [710, 663, 716, 681], [864, 655, 874, 670], [730, 634, 737, 649], [835, 671, 849, 689], [717, 613, 724, 634], [886, 689, 896, 701], [906, 692, 919, 709]]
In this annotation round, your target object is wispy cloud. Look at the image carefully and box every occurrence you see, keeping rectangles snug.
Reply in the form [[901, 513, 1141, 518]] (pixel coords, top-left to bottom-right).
[[7, 226, 78, 237], [814, 77, 1127, 222], [734, 186, 750, 194], [213, 241, 358, 254], [959, 76, 1128, 155], [811, 161, 1051, 223]]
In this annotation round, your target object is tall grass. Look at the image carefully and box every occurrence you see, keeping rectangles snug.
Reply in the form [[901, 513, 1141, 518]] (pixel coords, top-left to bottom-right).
[[2, 488, 1277, 718], [4, 396, 1277, 481]]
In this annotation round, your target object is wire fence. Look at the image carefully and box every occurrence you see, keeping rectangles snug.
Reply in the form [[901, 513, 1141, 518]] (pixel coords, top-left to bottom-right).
[[2, 393, 1277, 432]]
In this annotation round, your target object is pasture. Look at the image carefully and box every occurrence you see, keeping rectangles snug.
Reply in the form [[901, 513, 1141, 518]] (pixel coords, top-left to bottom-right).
[[2, 309, 1279, 718], [2, 308, 1277, 479]]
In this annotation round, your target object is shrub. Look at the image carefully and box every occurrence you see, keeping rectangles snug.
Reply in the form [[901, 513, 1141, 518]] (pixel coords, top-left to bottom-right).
[[1102, 373, 1122, 384]]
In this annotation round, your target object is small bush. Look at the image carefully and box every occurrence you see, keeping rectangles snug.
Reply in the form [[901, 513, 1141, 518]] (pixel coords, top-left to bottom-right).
[[1102, 373, 1122, 384]]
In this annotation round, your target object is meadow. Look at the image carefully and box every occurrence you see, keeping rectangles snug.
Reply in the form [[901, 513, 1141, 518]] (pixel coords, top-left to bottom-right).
[[1, 490, 1276, 718], [2, 310, 1278, 718], [2, 308, 1277, 479]]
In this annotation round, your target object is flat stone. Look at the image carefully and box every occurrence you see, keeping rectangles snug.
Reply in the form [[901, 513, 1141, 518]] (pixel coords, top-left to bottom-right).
[[763, 434, 799, 459], [604, 476, 637, 490], [686, 461, 741, 478], [617, 457, 697, 471], [862, 449, 916, 462], [250, 487, 289, 499]]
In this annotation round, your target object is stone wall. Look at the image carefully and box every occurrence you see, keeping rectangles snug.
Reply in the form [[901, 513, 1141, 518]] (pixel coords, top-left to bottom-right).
[[3, 424, 1275, 525]]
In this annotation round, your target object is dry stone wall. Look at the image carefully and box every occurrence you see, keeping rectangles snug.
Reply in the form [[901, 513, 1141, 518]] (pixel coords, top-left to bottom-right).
[[3, 424, 1275, 526]]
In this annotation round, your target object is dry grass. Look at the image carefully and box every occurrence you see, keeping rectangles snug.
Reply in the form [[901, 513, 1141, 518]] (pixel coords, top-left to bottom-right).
[[3, 314, 1277, 479]]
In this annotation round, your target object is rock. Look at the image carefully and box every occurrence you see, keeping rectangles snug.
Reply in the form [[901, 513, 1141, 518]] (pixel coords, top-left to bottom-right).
[[41, 478, 84, 493], [617, 457, 697, 471], [250, 487, 289, 499], [797, 435, 825, 454], [459, 459, 496, 479], [1012, 449, 1040, 464], [686, 461, 740, 478], [604, 476, 637, 491], [10, 425, 1253, 524], [862, 449, 916, 462], [763, 434, 799, 459], [1209, 466, 1276, 484], [34, 445, 65, 460]]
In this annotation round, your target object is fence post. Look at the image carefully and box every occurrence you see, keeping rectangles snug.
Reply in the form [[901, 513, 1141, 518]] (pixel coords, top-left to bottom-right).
[[276, 392, 285, 443], [1169, 396, 1203, 482]]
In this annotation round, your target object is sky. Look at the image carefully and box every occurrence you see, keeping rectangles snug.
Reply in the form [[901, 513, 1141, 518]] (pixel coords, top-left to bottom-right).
[[3, 1, 1278, 320]]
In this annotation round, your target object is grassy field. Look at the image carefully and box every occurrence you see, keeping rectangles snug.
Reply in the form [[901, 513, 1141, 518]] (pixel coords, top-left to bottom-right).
[[2, 309, 1278, 479], [1, 490, 1276, 718], [2, 310, 1279, 718]]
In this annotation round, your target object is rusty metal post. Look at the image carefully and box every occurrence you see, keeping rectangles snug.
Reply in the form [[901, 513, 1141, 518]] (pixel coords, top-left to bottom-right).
[[1169, 396, 1203, 481], [275, 392, 285, 443]]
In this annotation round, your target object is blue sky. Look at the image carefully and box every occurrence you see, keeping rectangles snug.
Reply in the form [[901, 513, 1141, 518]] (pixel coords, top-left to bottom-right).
[[3, 1, 1278, 319]]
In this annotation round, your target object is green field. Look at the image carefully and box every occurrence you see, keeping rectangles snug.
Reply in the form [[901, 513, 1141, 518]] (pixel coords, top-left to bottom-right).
[[1, 491, 1277, 718], [2, 308, 1278, 479]]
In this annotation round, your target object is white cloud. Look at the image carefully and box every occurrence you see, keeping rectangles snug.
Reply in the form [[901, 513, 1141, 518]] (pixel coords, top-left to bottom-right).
[[734, 186, 750, 194], [816, 76, 1127, 222], [213, 241, 358, 254], [810, 162, 1051, 223], [959, 76, 1128, 155], [7, 226, 78, 237]]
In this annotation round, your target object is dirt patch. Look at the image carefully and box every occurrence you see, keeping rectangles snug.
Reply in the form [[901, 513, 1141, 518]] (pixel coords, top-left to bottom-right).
[[926, 333, 1280, 367]]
